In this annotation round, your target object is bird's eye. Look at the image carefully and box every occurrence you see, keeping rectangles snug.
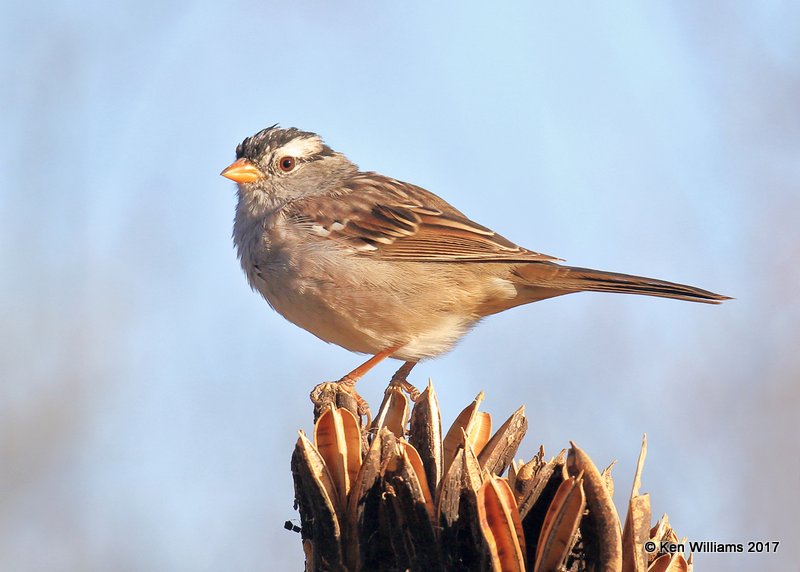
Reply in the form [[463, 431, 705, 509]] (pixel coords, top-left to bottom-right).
[[278, 156, 296, 172]]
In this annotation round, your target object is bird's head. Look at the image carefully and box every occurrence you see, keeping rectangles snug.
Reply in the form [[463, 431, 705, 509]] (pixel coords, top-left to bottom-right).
[[221, 125, 357, 207]]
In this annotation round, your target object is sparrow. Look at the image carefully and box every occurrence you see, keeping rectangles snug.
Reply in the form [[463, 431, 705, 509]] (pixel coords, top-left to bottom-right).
[[222, 126, 728, 409]]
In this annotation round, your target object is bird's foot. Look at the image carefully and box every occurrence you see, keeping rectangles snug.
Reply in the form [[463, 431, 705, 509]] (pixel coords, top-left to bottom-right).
[[309, 349, 404, 427], [310, 378, 371, 426], [388, 361, 420, 402]]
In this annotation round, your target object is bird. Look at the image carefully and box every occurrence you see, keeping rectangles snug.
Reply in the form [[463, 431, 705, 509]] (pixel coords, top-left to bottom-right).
[[221, 125, 729, 412]]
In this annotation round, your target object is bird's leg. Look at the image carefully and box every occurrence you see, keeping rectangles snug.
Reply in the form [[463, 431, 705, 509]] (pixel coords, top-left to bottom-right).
[[387, 361, 420, 402], [310, 347, 399, 423], [338, 347, 398, 385]]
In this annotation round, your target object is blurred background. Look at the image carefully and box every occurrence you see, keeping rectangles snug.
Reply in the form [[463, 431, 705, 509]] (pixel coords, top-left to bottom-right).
[[2, 1, 798, 570]]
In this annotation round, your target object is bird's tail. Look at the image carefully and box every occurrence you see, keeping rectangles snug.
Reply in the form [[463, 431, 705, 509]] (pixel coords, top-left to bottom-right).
[[513, 262, 731, 304]]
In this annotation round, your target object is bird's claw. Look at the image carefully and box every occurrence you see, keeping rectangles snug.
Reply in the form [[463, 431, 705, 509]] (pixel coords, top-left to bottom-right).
[[387, 376, 421, 402], [310, 380, 371, 426]]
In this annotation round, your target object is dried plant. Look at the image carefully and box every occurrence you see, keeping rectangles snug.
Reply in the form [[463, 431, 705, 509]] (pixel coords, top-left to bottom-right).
[[291, 383, 693, 572]]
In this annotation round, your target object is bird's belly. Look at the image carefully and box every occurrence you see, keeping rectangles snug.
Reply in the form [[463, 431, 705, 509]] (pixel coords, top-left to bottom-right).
[[393, 313, 475, 361], [249, 259, 477, 360], [254, 272, 380, 354]]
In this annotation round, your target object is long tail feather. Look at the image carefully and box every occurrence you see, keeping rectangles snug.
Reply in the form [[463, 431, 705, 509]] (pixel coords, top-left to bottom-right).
[[515, 263, 731, 304]]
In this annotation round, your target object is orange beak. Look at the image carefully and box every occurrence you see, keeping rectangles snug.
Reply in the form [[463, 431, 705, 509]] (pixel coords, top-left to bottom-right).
[[220, 158, 264, 183]]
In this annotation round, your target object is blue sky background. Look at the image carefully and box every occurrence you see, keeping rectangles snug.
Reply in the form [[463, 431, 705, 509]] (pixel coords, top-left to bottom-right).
[[2, 2, 798, 570]]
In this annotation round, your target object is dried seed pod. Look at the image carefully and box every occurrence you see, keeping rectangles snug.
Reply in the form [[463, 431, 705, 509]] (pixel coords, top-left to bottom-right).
[[382, 439, 442, 570], [478, 476, 526, 572], [346, 428, 384, 532], [309, 382, 362, 424], [438, 444, 487, 568], [442, 391, 485, 473], [408, 382, 443, 491], [479, 405, 528, 476], [511, 447, 544, 500], [439, 440, 485, 524], [508, 459, 520, 490], [302, 540, 314, 570], [294, 431, 339, 510], [649, 515, 679, 547], [622, 435, 651, 572], [291, 432, 345, 570], [314, 405, 362, 506], [647, 553, 689, 572], [398, 439, 434, 518], [495, 477, 527, 560], [516, 449, 567, 520], [372, 384, 409, 438], [602, 460, 617, 498], [567, 441, 623, 572], [346, 428, 400, 570], [294, 384, 694, 572], [438, 448, 466, 527], [469, 411, 493, 456], [533, 474, 586, 572]]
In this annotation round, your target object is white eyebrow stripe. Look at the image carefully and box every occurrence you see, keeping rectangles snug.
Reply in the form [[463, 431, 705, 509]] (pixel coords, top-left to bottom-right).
[[275, 136, 323, 159]]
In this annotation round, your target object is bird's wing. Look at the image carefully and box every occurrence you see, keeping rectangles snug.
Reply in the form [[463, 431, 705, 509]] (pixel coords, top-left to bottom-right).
[[283, 173, 560, 262]]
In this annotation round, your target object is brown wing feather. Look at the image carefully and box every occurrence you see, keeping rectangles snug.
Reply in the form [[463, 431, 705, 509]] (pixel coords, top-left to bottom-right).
[[284, 173, 560, 262]]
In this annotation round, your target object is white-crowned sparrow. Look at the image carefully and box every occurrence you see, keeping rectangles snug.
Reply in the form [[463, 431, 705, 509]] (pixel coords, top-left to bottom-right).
[[222, 126, 728, 406]]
